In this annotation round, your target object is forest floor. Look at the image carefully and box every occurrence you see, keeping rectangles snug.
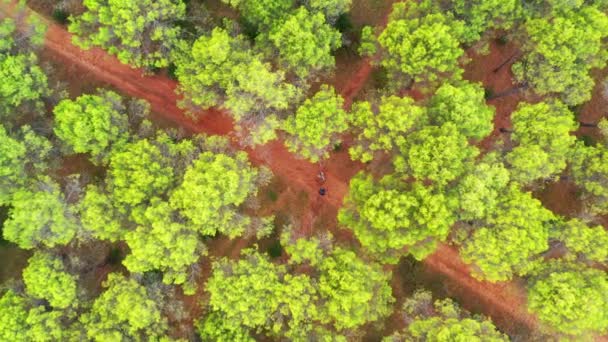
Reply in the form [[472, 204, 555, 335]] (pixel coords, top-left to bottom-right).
[[0, 0, 569, 339]]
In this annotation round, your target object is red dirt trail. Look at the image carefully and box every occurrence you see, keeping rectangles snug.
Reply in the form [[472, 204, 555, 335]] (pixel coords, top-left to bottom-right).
[[1, 1, 541, 337]]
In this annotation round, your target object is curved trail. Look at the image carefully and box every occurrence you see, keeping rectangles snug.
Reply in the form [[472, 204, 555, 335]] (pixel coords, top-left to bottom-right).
[[1, 2, 539, 336]]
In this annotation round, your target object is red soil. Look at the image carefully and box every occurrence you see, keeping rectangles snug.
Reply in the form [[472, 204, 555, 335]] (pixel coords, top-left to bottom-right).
[[1, 2, 543, 337]]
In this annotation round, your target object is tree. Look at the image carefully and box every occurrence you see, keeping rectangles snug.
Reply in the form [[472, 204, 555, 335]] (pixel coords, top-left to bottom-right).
[[394, 123, 479, 186], [304, 0, 352, 23], [512, 7, 608, 105], [556, 219, 608, 263], [0, 18, 48, 119], [570, 143, 608, 214], [339, 173, 455, 263], [123, 199, 203, 294], [206, 250, 318, 337], [22, 252, 78, 309], [460, 185, 556, 281], [78, 185, 126, 242], [506, 100, 577, 183], [169, 151, 261, 237], [0, 290, 28, 342], [348, 95, 428, 162], [175, 28, 299, 143], [451, 153, 510, 221], [53, 91, 130, 164], [196, 312, 254, 342], [0, 125, 26, 204], [428, 81, 494, 140], [108, 138, 174, 209], [221, 0, 294, 28], [527, 262, 608, 337], [283, 85, 348, 162], [317, 247, 394, 330], [81, 273, 168, 341], [377, 2, 465, 89], [3, 180, 78, 249], [385, 290, 508, 341], [25, 307, 77, 342], [68, 0, 186, 68], [262, 7, 342, 79]]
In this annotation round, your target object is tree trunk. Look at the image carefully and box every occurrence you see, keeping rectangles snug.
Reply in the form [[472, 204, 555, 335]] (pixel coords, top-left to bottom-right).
[[493, 51, 521, 73], [579, 121, 598, 128], [487, 83, 527, 100], [499, 127, 513, 133]]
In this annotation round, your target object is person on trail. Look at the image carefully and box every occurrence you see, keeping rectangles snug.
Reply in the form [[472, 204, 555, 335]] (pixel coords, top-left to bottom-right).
[[319, 187, 327, 196], [317, 170, 326, 185]]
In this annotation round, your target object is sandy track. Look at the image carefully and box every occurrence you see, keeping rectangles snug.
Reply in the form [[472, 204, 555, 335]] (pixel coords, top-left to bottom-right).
[[0, 1, 539, 336]]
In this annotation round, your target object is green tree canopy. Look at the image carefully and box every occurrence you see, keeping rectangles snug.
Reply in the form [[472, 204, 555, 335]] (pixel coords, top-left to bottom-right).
[[68, 0, 186, 68], [385, 290, 508, 341], [556, 219, 608, 263], [506, 100, 577, 183], [305, 0, 352, 23], [339, 173, 455, 263], [460, 185, 556, 281], [196, 311, 254, 342], [570, 143, 608, 214], [81, 273, 168, 341], [108, 138, 174, 209], [283, 85, 348, 162], [175, 28, 299, 143], [452, 153, 510, 221], [428, 81, 495, 140], [22, 252, 78, 310], [317, 247, 394, 330], [221, 0, 294, 28], [262, 7, 342, 79], [394, 123, 479, 186], [123, 199, 203, 294], [512, 6, 608, 105], [53, 91, 130, 163], [0, 290, 28, 342], [527, 262, 608, 337], [78, 184, 126, 242], [0, 125, 27, 204], [3, 180, 77, 249], [377, 2, 465, 89], [348, 95, 428, 162]]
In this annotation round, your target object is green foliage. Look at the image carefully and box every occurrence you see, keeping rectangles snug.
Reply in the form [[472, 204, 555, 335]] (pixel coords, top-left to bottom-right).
[[339, 173, 455, 263], [3, 180, 77, 249], [570, 143, 608, 213], [557, 219, 608, 263], [460, 185, 555, 281], [25, 307, 74, 342], [358, 25, 377, 57], [283, 85, 348, 162], [282, 234, 325, 266], [305, 0, 352, 23], [206, 250, 317, 336], [386, 290, 508, 341], [394, 123, 479, 186], [221, 0, 294, 28], [0, 125, 27, 204], [169, 151, 259, 237], [506, 101, 577, 183], [196, 311, 254, 342], [348, 95, 427, 162], [69, 0, 186, 68], [124, 199, 202, 293], [318, 247, 394, 329], [447, 0, 522, 43], [378, 2, 464, 89], [79, 185, 126, 242], [0, 54, 48, 116], [512, 7, 608, 105], [0, 290, 28, 342], [452, 153, 510, 221], [527, 262, 608, 337], [53, 91, 130, 163], [81, 273, 167, 341], [108, 138, 174, 209], [263, 7, 342, 79], [428, 81, 494, 140], [23, 252, 77, 309], [175, 28, 298, 138]]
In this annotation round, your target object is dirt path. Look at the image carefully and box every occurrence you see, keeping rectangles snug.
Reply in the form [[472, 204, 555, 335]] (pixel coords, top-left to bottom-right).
[[1, 2, 541, 337]]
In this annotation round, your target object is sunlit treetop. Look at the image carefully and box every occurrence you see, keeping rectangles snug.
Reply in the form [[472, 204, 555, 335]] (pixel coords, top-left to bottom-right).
[[570, 143, 608, 214], [22, 251, 78, 309]]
